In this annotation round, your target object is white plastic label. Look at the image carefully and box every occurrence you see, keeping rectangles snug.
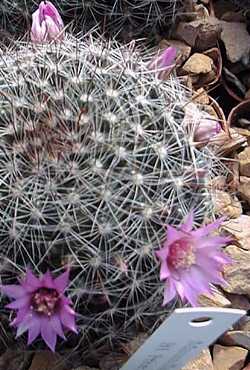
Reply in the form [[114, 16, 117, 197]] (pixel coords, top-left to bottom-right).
[[120, 307, 246, 370]]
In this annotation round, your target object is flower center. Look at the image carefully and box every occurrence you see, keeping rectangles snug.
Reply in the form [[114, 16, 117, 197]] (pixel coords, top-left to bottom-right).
[[31, 288, 59, 316], [167, 239, 196, 270]]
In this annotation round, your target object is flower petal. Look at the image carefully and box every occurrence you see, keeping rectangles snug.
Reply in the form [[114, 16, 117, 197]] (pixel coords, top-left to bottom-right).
[[44, 16, 61, 41], [31, 9, 47, 42], [6, 295, 30, 310], [41, 317, 57, 351], [180, 211, 194, 232], [43, 1, 64, 28], [160, 47, 177, 68], [165, 225, 183, 246], [196, 236, 232, 249], [192, 217, 225, 238], [60, 306, 77, 333], [21, 269, 41, 292], [11, 307, 29, 326], [1, 284, 26, 299], [162, 279, 176, 306], [41, 270, 54, 289], [159, 260, 170, 280], [16, 314, 33, 337], [27, 315, 41, 345], [50, 314, 66, 339], [54, 269, 69, 293]]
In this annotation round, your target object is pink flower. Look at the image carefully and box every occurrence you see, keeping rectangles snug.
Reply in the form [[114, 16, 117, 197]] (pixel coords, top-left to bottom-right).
[[183, 103, 222, 145], [148, 46, 177, 78], [31, 1, 64, 43], [156, 212, 232, 307], [194, 114, 221, 143], [1, 269, 77, 351]]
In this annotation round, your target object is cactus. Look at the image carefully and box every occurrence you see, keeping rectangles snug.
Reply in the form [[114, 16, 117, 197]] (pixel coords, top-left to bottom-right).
[[0, 0, 184, 42], [0, 34, 220, 360]]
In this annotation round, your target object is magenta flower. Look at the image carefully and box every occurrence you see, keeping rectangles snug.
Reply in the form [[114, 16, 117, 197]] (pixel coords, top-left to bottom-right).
[[1, 269, 77, 351], [148, 46, 177, 78], [156, 212, 232, 307], [183, 103, 222, 145], [194, 114, 221, 143], [31, 1, 64, 43]]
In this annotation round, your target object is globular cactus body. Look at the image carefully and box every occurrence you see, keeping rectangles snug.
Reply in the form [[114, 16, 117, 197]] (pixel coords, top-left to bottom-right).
[[0, 0, 184, 42], [0, 35, 218, 358]]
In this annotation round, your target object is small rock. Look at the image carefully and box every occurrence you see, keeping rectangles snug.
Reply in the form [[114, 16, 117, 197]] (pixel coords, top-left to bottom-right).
[[239, 147, 250, 176], [175, 17, 222, 51], [222, 215, 250, 250], [220, 22, 250, 63], [29, 352, 66, 370], [237, 317, 250, 331], [238, 181, 250, 204], [220, 331, 250, 350], [221, 11, 246, 22], [181, 349, 214, 370], [192, 88, 210, 104], [0, 350, 33, 370], [213, 345, 248, 370], [183, 53, 213, 74], [212, 190, 242, 218], [223, 245, 250, 296], [234, 128, 250, 145], [73, 367, 99, 370], [198, 287, 231, 307], [226, 293, 250, 311]]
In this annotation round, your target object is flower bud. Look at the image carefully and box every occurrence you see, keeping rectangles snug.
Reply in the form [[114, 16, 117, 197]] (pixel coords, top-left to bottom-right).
[[148, 46, 177, 78], [31, 1, 64, 43]]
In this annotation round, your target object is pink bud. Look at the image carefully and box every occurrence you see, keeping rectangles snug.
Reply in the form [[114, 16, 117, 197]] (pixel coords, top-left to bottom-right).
[[183, 103, 222, 145], [31, 1, 64, 43], [148, 46, 177, 78], [194, 114, 221, 142]]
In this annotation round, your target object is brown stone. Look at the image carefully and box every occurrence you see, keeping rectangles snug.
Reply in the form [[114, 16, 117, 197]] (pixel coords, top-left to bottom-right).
[[212, 190, 242, 219], [221, 331, 250, 350], [239, 147, 250, 176], [28, 352, 66, 370], [175, 17, 222, 51], [226, 293, 250, 311], [238, 181, 250, 204], [192, 88, 210, 105], [223, 245, 250, 296], [213, 345, 248, 370], [237, 317, 250, 331], [222, 215, 250, 250], [0, 350, 32, 370], [198, 287, 231, 308], [220, 22, 250, 63], [181, 349, 214, 370], [183, 53, 213, 74], [73, 367, 99, 370]]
